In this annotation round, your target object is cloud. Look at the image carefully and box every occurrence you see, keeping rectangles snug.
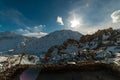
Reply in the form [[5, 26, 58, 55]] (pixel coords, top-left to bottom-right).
[[26, 25, 46, 33], [17, 25, 45, 34], [57, 16, 64, 25], [111, 10, 120, 23], [16, 28, 29, 34], [67, 7, 120, 35], [23, 32, 47, 38], [67, 11, 120, 34], [16, 25, 47, 38], [68, 23, 120, 35]]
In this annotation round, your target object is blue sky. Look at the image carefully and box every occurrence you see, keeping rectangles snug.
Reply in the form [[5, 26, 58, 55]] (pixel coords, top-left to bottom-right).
[[0, 0, 120, 34]]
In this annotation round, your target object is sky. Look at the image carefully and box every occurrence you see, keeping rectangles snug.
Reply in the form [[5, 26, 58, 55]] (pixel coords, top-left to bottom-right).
[[0, 0, 120, 35]]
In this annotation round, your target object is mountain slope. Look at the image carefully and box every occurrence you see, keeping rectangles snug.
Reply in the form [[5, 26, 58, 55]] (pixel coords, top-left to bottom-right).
[[1, 28, 119, 57], [0, 32, 29, 54], [45, 28, 120, 58], [19, 30, 82, 55], [80, 28, 120, 49]]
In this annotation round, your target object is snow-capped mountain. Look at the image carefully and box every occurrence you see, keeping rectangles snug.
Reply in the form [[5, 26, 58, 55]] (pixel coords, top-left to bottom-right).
[[16, 30, 82, 55], [0, 28, 119, 57], [80, 28, 120, 53], [0, 31, 29, 54], [45, 28, 120, 58], [0, 30, 82, 55]]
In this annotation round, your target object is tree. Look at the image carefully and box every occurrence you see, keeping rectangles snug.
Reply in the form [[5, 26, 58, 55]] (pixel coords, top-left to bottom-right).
[[18, 53, 25, 65]]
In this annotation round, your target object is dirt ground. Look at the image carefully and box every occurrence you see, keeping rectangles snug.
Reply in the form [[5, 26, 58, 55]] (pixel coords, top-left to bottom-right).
[[11, 63, 120, 80], [36, 70, 119, 80]]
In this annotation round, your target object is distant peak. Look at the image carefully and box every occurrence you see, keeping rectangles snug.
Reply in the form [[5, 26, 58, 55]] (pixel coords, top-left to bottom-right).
[[49, 29, 82, 35]]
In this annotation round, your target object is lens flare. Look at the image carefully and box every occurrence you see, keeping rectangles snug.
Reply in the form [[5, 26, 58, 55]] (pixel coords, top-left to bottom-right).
[[70, 20, 80, 27]]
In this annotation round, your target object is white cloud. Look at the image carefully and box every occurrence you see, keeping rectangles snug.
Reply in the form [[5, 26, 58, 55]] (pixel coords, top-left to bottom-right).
[[68, 23, 120, 35], [16, 28, 30, 34], [57, 16, 64, 25], [23, 32, 47, 38], [16, 25, 47, 38], [26, 25, 45, 33], [67, 9, 120, 35], [111, 10, 120, 23], [67, 12, 120, 34]]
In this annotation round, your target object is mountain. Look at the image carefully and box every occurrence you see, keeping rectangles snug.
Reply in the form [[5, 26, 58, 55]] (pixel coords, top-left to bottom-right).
[[0, 31, 29, 54], [80, 28, 120, 50], [16, 30, 82, 55], [45, 28, 120, 58], [0, 30, 82, 55], [0, 28, 119, 57]]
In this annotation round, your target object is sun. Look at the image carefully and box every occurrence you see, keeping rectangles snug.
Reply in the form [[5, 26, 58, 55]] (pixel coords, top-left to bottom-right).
[[70, 19, 80, 27]]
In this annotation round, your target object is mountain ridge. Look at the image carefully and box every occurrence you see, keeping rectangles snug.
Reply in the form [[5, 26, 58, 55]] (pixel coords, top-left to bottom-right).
[[0, 28, 119, 57], [45, 28, 120, 58], [0, 30, 82, 55]]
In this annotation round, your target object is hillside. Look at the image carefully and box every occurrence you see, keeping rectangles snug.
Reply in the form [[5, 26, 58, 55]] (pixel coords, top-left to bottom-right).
[[0, 30, 82, 55], [45, 28, 120, 59], [19, 30, 82, 55], [0, 28, 119, 57], [0, 32, 29, 54]]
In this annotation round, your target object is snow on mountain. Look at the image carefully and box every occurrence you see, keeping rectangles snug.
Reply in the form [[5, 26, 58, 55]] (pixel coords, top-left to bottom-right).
[[0, 54, 39, 72], [0, 30, 82, 55], [80, 28, 120, 50], [62, 45, 78, 54], [0, 28, 120, 66], [19, 30, 82, 55], [0, 56, 7, 62], [8, 55, 39, 65], [0, 28, 119, 58], [45, 28, 120, 59], [0, 31, 29, 54], [106, 46, 120, 53]]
